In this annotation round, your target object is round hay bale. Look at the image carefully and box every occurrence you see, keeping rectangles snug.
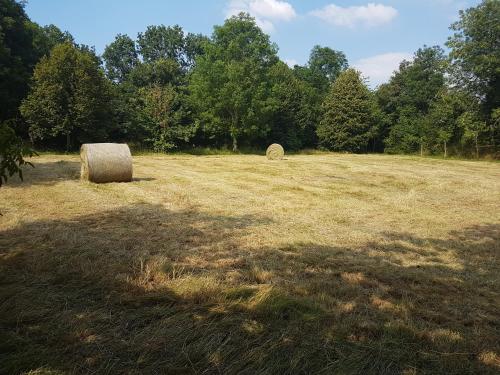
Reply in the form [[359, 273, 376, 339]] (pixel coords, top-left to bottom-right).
[[266, 143, 285, 160], [80, 143, 133, 183]]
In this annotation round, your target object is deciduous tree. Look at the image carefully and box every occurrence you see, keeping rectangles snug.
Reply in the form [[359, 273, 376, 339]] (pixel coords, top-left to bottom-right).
[[458, 110, 488, 158], [20, 43, 113, 151], [268, 62, 317, 150], [0, 0, 39, 121], [189, 13, 278, 151], [447, 0, 500, 117], [381, 46, 447, 154], [103, 34, 139, 83], [317, 69, 374, 152], [137, 25, 185, 65]]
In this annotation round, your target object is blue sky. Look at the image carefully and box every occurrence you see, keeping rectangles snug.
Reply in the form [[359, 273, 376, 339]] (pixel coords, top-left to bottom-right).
[[25, 0, 480, 87]]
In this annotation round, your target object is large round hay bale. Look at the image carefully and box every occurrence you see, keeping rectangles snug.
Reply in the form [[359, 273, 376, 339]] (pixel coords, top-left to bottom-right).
[[80, 143, 133, 183], [266, 143, 284, 160]]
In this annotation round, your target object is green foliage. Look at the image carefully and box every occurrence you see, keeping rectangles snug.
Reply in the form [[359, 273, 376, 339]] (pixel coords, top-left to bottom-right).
[[317, 69, 374, 152], [447, 0, 500, 115], [137, 84, 195, 152], [458, 110, 488, 158], [423, 89, 473, 156], [137, 25, 185, 65], [101, 25, 205, 151], [30, 23, 74, 58], [381, 46, 447, 154], [0, 0, 39, 121], [102, 34, 139, 83], [20, 43, 113, 150], [305, 45, 348, 94], [0, 121, 35, 186], [286, 45, 347, 149], [0, 0, 496, 158], [268, 62, 317, 150], [129, 58, 183, 87], [378, 26, 497, 158], [189, 13, 278, 151], [183, 32, 210, 69], [492, 107, 500, 139], [0, 1, 74, 124], [491, 108, 500, 150], [105, 80, 149, 144]]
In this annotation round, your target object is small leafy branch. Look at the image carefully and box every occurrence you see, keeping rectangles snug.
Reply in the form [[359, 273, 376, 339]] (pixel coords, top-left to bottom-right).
[[0, 122, 37, 187]]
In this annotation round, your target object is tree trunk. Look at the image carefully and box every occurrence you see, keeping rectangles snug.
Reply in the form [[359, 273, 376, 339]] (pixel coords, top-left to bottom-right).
[[232, 134, 238, 152], [420, 143, 423, 157], [490, 124, 496, 152], [444, 141, 447, 158], [475, 134, 479, 159], [230, 112, 238, 152]]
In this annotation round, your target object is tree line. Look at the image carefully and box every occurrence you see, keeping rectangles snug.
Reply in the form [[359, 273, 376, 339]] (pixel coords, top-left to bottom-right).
[[1, 0, 499, 183]]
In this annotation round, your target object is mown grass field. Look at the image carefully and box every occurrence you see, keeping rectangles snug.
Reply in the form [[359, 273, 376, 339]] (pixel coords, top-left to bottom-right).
[[1, 153, 499, 374]]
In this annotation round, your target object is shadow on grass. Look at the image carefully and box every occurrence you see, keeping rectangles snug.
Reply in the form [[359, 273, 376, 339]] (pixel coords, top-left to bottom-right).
[[4, 160, 81, 188], [6, 160, 158, 187], [0, 203, 498, 374]]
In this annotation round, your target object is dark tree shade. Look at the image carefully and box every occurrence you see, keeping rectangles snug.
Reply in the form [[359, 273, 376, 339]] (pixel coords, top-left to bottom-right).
[[30, 23, 74, 58], [0, 0, 38, 121], [268, 62, 317, 150]]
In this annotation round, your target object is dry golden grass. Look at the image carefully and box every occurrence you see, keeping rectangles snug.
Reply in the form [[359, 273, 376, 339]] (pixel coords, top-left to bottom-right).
[[1, 153, 499, 374]]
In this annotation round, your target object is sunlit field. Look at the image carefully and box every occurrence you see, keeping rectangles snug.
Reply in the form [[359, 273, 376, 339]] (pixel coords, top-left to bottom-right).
[[1, 153, 499, 374]]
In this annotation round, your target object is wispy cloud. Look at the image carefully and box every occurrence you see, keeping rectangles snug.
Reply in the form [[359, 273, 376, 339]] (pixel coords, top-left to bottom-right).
[[310, 3, 398, 28], [226, 0, 297, 32], [283, 58, 298, 67], [353, 52, 412, 87]]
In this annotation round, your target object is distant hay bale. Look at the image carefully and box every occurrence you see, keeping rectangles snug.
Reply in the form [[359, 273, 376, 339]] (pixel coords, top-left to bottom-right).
[[266, 143, 284, 160], [80, 143, 133, 183]]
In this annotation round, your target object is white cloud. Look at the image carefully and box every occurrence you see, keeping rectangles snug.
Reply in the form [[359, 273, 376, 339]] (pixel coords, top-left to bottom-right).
[[284, 58, 298, 67], [353, 52, 413, 87], [310, 3, 398, 28], [226, 0, 297, 32]]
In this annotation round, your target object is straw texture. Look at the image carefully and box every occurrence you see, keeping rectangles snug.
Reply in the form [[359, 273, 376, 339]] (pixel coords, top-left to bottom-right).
[[80, 143, 133, 183], [266, 144, 285, 160]]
